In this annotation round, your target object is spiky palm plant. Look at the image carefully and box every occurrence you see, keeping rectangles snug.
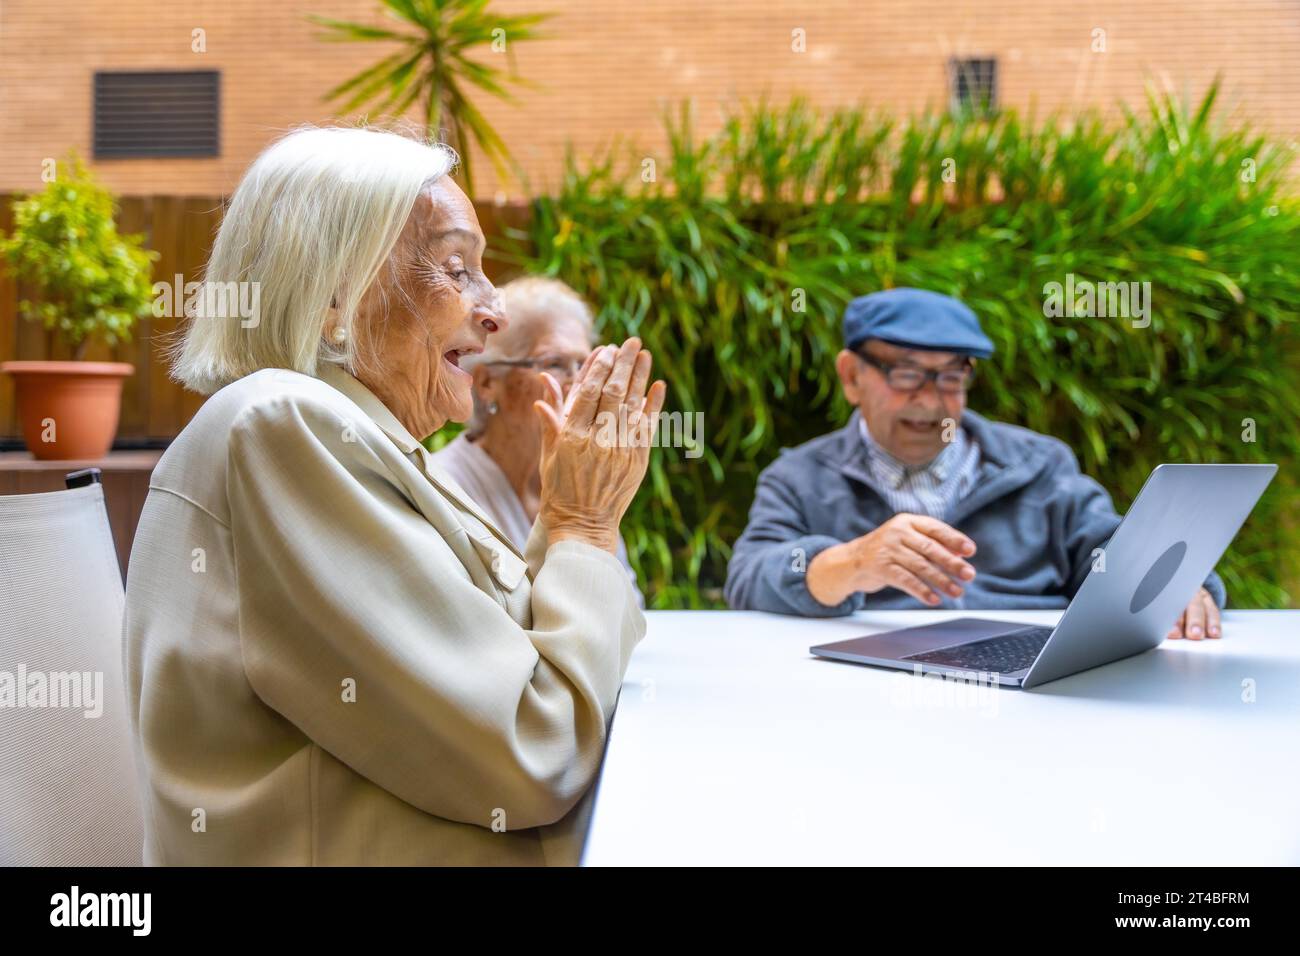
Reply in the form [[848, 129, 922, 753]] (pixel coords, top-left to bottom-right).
[[310, 0, 549, 195]]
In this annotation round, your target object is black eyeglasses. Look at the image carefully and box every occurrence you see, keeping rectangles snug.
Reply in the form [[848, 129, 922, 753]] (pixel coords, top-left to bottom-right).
[[855, 351, 975, 393], [481, 356, 585, 380]]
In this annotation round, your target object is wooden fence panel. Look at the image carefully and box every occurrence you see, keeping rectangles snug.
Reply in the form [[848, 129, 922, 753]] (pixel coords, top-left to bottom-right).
[[0, 197, 15, 438]]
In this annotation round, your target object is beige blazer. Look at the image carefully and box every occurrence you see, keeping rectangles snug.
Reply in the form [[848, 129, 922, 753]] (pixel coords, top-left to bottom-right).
[[123, 363, 645, 865], [429, 433, 644, 606]]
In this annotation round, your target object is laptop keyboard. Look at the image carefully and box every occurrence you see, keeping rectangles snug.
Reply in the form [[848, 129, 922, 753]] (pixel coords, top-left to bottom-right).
[[901, 626, 1054, 674]]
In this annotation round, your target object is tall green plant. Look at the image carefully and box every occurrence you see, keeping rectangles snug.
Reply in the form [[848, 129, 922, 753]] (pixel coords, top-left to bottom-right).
[[0, 154, 157, 359], [500, 88, 1300, 610], [310, 0, 549, 195]]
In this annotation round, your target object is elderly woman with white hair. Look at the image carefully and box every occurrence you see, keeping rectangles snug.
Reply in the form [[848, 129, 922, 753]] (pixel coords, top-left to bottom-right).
[[431, 277, 643, 603], [122, 127, 665, 866]]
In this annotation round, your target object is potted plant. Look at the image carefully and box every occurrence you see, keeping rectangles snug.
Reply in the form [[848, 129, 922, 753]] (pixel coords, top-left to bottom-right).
[[0, 155, 157, 460]]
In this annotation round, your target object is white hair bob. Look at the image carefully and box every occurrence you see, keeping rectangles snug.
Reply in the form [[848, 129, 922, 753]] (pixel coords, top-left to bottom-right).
[[169, 126, 457, 394]]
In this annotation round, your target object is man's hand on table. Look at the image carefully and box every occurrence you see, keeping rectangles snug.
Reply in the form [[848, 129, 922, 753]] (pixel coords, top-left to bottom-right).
[[807, 520, 1224, 641], [806, 513, 977, 608], [1168, 586, 1221, 641]]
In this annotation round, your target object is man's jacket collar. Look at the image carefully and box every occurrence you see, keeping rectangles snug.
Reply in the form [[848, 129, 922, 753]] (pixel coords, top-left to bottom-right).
[[816, 408, 1047, 523]]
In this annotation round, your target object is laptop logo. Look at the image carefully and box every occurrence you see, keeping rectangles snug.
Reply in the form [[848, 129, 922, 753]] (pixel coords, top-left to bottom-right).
[[1130, 541, 1188, 614]]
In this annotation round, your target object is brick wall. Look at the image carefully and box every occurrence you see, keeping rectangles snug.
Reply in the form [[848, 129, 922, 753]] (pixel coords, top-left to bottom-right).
[[1, 0, 1296, 200]]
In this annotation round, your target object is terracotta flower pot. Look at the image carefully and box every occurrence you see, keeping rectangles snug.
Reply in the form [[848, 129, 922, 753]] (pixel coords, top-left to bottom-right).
[[1, 360, 134, 460]]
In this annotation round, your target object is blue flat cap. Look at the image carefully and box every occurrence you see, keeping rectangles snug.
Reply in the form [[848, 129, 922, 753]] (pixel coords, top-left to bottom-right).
[[843, 288, 994, 358]]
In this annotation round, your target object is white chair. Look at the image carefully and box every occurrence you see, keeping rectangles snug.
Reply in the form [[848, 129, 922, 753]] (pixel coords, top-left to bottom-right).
[[0, 472, 144, 865]]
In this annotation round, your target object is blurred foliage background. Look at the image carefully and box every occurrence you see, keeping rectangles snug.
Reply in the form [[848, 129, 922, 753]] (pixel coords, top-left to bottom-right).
[[444, 85, 1300, 609]]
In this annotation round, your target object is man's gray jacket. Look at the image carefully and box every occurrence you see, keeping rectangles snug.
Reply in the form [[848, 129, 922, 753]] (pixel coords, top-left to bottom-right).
[[724, 410, 1227, 616]]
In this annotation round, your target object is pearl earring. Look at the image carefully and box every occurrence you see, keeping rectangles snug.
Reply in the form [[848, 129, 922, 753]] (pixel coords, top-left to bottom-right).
[[488, 401, 499, 415], [331, 327, 347, 345]]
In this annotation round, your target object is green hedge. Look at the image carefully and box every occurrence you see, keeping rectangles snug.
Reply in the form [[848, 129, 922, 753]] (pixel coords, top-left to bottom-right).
[[495, 86, 1300, 609]]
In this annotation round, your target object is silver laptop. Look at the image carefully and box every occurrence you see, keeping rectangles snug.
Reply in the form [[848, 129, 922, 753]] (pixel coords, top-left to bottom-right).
[[810, 464, 1276, 689]]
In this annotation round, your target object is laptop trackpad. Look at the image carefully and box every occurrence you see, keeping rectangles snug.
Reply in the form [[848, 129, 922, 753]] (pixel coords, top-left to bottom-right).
[[813, 617, 1025, 659]]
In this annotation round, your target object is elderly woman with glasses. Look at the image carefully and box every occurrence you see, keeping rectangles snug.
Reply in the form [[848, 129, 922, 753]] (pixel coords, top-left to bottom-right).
[[430, 277, 642, 602], [123, 128, 665, 867]]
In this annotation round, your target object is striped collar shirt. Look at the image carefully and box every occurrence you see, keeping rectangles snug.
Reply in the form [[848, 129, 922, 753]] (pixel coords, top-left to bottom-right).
[[857, 415, 982, 521]]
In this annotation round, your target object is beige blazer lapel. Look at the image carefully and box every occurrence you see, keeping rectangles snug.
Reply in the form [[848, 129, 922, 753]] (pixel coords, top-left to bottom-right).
[[313, 364, 529, 580]]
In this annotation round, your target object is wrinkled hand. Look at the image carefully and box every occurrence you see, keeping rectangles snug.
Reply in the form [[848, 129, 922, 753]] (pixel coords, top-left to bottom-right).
[[1168, 587, 1221, 640], [533, 337, 667, 554], [807, 513, 977, 608]]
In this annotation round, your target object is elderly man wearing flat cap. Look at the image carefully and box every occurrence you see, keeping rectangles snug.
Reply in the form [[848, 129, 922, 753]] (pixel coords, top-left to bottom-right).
[[725, 288, 1226, 641]]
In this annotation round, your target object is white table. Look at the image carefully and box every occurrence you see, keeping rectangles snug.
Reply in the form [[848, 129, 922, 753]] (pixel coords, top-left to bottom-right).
[[583, 609, 1300, 865]]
